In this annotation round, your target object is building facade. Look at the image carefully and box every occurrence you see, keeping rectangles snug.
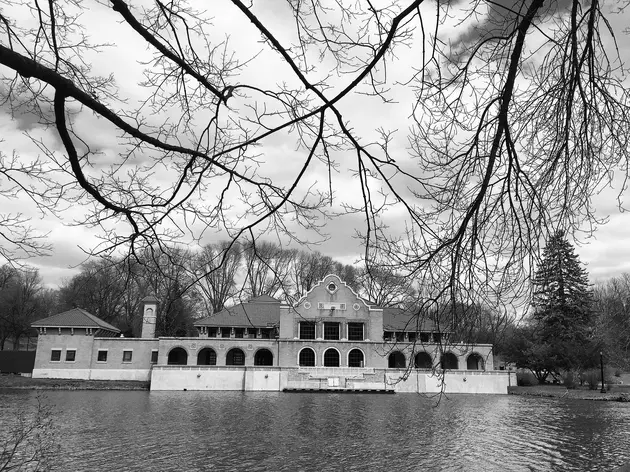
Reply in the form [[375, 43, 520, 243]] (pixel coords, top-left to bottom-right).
[[32, 275, 515, 393]]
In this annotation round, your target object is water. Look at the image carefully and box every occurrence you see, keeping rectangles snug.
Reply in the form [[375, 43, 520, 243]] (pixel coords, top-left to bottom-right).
[[1, 390, 629, 471]]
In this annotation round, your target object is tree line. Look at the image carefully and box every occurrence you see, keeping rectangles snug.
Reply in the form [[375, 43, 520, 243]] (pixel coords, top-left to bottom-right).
[[502, 232, 630, 383], [1, 240, 420, 346]]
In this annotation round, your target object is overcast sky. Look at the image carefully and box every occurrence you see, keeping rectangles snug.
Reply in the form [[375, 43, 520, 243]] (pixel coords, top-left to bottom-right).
[[2, 0, 630, 289]]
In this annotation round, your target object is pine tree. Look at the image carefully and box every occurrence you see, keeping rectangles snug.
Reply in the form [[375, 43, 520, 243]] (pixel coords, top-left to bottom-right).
[[531, 231, 598, 372]]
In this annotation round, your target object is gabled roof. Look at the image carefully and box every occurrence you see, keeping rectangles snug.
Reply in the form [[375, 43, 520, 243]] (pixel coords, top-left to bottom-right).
[[32, 308, 121, 333], [382, 307, 439, 332], [195, 297, 281, 328]]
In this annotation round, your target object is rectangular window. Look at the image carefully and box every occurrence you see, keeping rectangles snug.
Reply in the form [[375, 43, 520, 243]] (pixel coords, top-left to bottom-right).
[[221, 327, 231, 338], [97, 350, 108, 362], [151, 350, 158, 364], [433, 333, 442, 343], [347, 323, 364, 341], [395, 332, 405, 342], [299, 322, 316, 340], [65, 349, 76, 362], [420, 332, 430, 343], [234, 328, 245, 338], [324, 322, 340, 341], [122, 350, 133, 363], [50, 349, 61, 362], [247, 328, 257, 339], [208, 327, 218, 337], [261, 328, 272, 339], [408, 332, 417, 342], [383, 331, 393, 341]]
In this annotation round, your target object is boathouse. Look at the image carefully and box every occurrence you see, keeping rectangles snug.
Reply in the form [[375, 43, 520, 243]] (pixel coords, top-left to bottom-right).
[[31, 274, 515, 393]]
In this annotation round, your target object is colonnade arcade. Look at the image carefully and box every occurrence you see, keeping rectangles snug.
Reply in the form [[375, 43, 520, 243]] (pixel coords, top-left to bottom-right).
[[166, 347, 275, 366], [387, 351, 486, 370]]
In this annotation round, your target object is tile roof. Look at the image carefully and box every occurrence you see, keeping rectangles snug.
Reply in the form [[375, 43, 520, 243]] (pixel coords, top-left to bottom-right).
[[32, 308, 121, 333], [382, 307, 439, 332], [195, 297, 281, 328]]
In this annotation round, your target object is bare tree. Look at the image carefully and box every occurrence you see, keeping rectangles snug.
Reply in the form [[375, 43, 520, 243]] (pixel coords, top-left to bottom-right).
[[0, 265, 48, 350], [1, 0, 628, 335], [194, 241, 242, 314]]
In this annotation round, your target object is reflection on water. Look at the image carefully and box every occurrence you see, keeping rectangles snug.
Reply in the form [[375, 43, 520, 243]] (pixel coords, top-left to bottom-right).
[[1, 390, 629, 471]]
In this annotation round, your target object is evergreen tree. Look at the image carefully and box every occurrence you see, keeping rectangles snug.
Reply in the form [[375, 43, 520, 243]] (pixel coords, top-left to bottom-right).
[[531, 231, 598, 372]]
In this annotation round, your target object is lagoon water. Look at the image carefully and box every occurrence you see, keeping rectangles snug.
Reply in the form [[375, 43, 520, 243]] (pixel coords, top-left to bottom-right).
[[1, 390, 629, 471]]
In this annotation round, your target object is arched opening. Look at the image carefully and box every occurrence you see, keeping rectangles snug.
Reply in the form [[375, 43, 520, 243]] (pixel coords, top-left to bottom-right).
[[226, 348, 245, 366], [467, 353, 484, 370], [254, 349, 274, 366], [167, 347, 188, 365], [197, 348, 217, 365], [414, 352, 433, 369], [348, 349, 364, 368], [299, 348, 316, 367], [323, 348, 340, 367], [388, 351, 406, 368], [441, 352, 459, 370]]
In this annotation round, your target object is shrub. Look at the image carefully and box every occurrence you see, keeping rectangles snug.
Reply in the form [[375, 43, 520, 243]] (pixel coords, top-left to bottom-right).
[[582, 370, 602, 390], [563, 371, 577, 389], [516, 372, 537, 386]]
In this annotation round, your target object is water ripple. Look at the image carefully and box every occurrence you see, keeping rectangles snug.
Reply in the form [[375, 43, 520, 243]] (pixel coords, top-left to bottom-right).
[[1, 390, 629, 471]]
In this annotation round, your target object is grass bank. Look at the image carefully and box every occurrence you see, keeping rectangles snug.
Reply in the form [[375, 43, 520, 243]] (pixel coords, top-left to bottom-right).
[[509, 384, 630, 402], [0, 374, 150, 390]]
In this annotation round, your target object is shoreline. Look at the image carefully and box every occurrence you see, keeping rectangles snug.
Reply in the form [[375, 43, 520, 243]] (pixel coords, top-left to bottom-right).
[[508, 385, 630, 402], [0, 375, 149, 391]]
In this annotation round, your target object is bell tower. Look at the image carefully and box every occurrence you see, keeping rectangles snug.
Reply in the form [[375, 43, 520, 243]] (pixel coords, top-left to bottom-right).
[[141, 295, 158, 338]]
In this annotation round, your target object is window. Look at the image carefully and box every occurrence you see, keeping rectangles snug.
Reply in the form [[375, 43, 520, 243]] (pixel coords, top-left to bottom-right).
[[434, 333, 442, 343], [150, 350, 158, 364], [97, 350, 108, 362], [299, 348, 316, 367], [323, 348, 340, 367], [248, 328, 257, 339], [348, 349, 364, 367], [122, 350, 133, 363], [260, 328, 272, 339], [327, 281, 338, 293], [324, 322, 340, 340], [383, 331, 393, 341], [408, 332, 417, 342], [420, 332, 430, 343], [395, 332, 405, 342], [208, 327, 218, 337], [226, 348, 245, 366], [388, 351, 406, 368], [221, 327, 231, 338], [50, 349, 61, 362], [197, 348, 217, 365], [234, 328, 245, 338], [299, 322, 316, 340], [65, 349, 76, 362], [254, 349, 273, 366], [347, 323, 364, 341]]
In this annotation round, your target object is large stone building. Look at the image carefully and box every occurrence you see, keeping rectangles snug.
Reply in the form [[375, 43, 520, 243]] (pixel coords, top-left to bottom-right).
[[32, 274, 515, 393]]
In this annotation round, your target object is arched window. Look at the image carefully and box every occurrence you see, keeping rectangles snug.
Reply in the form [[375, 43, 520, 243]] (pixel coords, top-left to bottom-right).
[[299, 348, 316, 367], [226, 348, 245, 366], [167, 347, 188, 365], [348, 349, 364, 367], [414, 352, 432, 369], [388, 351, 406, 368], [197, 348, 217, 365], [467, 353, 484, 370], [441, 352, 459, 370], [323, 348, 340, 367], [254, 349, 274, 366]]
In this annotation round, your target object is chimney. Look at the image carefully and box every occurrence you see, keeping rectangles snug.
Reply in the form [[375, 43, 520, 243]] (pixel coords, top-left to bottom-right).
[[141, 295, 158, 338]]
